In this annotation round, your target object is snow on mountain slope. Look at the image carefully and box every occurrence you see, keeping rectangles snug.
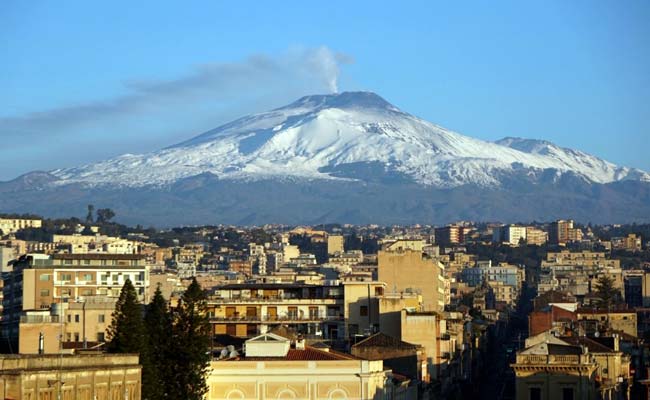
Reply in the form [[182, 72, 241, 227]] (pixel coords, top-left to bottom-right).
[[50, 92, 650, 188]]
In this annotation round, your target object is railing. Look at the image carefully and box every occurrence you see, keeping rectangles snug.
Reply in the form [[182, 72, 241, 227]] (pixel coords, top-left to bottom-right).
[[516, 354, 583, 364], [20, 315, 60, 323], [208, 296, 341, 304], [210, 314, 342, 322]]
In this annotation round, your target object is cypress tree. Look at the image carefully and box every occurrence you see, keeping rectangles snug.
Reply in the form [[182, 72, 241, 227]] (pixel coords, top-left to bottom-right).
[[106, 279, 151, 399], [170, 278, 211, 400], [144, 286, 173, 399], [106, 278, 146, 353]]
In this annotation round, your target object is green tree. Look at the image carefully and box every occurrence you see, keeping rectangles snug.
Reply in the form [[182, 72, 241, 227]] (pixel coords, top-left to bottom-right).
[[96, 208, 116, 224], [144, 286, 173, 399], [594, 275, 621, 309], [86, 204, 94, 223], [170, 278, 211, 400], [107, 279, 146, 353]]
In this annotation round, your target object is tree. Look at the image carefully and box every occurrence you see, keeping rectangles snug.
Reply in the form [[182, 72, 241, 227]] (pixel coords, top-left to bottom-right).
[[169, 278, 211, 400], [144, 286, 173, 399], [594, 275, 622, 309], [107, 279, 146, 353], [96, 208, 116, 224], [86, 204, 94, 223]]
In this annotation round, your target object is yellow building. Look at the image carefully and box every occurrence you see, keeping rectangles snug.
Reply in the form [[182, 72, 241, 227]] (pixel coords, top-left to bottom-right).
[[207, 333, 402, 400], [378, 249, 447, 312], [0, 353, 141, 400]]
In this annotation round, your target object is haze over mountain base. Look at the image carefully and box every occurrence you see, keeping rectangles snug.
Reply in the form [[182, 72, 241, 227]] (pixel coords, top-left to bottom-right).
[[1, 172, 649, 227]]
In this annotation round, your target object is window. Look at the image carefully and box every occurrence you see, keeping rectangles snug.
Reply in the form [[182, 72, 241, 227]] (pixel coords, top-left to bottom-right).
[[562, 388, 574, 400], [40, 289, 50, 297], [74, 333, 79, 342], [529, 388, 541, 400], [60, 273, 72, 282], [67, 314, 71, 323], [81, 289, 92, 296], [60, 288, 71, 297], [39, 274, 50, 281], [83, 273, 92, 281], [375, 287, 384, 296], [98, 314, 105, 323], [74, 314, 80, 323], [97, 332, 105, 342], [360, 305, 368, 316]]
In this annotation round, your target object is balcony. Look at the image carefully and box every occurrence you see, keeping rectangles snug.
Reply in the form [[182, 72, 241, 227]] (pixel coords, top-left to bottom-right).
[[20, 315, 60, 324], [208, 296, 341, 305], [210, 314, 342, 323], [515, 354, 592, 365]]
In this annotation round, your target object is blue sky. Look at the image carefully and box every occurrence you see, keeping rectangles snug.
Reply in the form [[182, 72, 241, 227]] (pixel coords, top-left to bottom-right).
[[1, 1, 649, 180]]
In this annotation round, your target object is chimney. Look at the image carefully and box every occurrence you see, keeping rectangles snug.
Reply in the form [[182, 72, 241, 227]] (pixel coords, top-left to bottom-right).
[[295, 334, 305, 350]]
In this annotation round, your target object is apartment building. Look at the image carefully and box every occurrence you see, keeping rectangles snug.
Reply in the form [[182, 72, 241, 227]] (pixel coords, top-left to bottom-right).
[[548, 219, 583, 245], [327, 234, 345, 255], [492, 225, 527, 246], [378, 249, 447, 312], [207, 283, 344, 339], [0, 218, 42, 235], [1, 253, 149, 350], [526, 227, 548, 246], [434, 225, 470, 246]]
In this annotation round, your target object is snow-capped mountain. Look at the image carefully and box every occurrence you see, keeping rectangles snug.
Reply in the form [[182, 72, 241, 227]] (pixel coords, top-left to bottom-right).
[[3, 91, 650, 226], [50, 92, 649, 188]]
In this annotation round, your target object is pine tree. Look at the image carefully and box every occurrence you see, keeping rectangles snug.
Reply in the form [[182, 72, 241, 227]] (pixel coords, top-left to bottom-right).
[[595, 275, 621, 309], [169, 278, 211, 400], [143, 286, 173, 399]]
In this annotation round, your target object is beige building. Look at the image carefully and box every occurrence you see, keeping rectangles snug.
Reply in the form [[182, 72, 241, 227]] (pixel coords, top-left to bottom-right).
[[512, 340, 598, 400], [0, 218, 42, 235], [381, 239, 425, 252], [513, 332, 631, 400], [342, 281, 385, 337], [18, 296, 116, 354], [0, 353, 141, 400], [526, 227, 548, 246], [378, 249, 447, 312], [576, 309, 637, 338], [2, 253, 150, 350], [207, 333, 402, 400], [327, 235, 345, 255]]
